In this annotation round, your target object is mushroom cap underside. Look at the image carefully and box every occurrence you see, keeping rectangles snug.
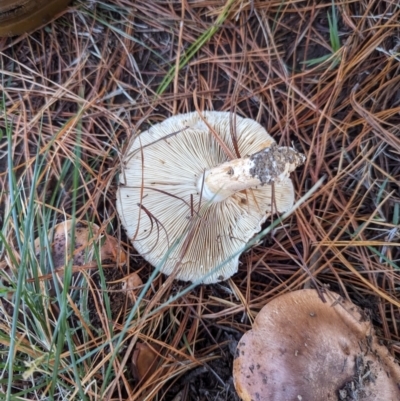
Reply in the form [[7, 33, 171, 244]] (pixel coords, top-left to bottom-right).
[[233, 289, 400, 401], [117, 111, 295, 284]]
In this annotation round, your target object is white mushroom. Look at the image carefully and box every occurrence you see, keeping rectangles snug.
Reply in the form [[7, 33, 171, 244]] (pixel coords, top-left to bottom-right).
[[117, 111, 305, 284]]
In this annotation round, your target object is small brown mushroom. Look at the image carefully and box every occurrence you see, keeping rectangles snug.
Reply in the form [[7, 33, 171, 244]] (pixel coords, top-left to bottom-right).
[[34, 220, 134, 328], [233, 289, 400, 401], [34, 219, 126, 270]]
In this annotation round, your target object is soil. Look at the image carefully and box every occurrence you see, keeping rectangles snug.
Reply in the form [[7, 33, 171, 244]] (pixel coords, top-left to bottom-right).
[[338, 355, 376, 401], [86, 262, 132, 329], [165, 330, 241, 401]]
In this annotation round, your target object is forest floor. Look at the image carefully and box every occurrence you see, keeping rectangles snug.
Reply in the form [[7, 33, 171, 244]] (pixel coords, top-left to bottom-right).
[[1, 0, 400, 400]]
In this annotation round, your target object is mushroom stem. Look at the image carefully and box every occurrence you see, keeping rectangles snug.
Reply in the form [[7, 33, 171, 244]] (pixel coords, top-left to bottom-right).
[[197, 144, 305, 202]]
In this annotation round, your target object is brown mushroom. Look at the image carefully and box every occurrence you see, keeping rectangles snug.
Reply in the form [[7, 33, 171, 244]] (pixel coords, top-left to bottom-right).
[[34, 219, 126, 269], [34, 220, 136, 327], [233, 289, 400, 401]]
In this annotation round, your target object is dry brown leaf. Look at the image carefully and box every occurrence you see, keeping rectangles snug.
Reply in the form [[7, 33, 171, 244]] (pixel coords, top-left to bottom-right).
[[131, 342, 160, 382]]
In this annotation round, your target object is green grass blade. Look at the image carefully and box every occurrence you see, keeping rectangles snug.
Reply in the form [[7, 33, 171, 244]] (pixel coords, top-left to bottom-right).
[[6, 140, 43, 400], [156, 0, 236, 95], [328, 1, 340, 52]]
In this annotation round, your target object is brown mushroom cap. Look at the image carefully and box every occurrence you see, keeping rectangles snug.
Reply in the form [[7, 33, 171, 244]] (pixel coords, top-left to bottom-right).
[[34, 220, 131, 327], [34, 220, 126, 269], [233, 289, 400, 401]]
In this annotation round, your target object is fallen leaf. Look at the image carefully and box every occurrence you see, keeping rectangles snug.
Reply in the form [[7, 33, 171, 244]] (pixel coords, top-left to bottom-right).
[[131, 342, 159, 382]]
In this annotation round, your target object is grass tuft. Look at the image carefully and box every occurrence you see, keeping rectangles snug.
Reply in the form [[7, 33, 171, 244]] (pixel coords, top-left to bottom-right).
[[301, 1, 341, 68]]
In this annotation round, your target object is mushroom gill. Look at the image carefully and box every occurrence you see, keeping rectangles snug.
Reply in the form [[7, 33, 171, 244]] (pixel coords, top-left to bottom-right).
[[117, 111, 305, 284]]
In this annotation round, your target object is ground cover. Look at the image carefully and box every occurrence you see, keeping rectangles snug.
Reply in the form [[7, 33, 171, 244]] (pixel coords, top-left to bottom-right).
[[1, 0, 400, 400]]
